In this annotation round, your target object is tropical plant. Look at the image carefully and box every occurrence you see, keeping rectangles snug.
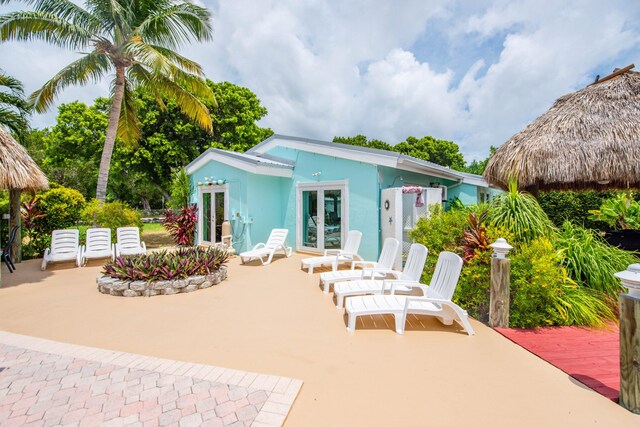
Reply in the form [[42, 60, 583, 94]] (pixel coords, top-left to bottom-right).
[[0, 0, 215, 201], [555, 221, 637, 298], [20, 194, 47, 257], [510, 238, 614, 328], [538, 190, 613, 230], [588, 192, 640, 230], [487, 180, 555, 243], [103, 246, 229, 281], [460, 211, 490, 262], [0, 70, 30, 135], [169, 169, 193, 210], [34, 186, 86, 233], [162, 204, 197, 246]]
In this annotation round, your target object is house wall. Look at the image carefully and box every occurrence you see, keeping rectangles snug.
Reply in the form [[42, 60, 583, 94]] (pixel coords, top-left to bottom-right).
[[263, 146, 381, 261]]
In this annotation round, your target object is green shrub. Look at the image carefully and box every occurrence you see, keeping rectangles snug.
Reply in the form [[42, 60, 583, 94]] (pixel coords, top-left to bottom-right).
[[538, 190, 613, 230], [454, 250, 492, 322], [510, 238, 614, 327], [103, 246, 229, 281], [555, 221, 637, 298], [587, 192, 640, 230], [169, 169, 193, 210], [487, 180, 555, 243], [35, 187, 86, 233], [82, 199, 142, 241]]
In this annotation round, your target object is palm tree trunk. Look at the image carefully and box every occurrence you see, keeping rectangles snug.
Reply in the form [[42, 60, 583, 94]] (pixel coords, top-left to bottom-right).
[[96, 66, 126, 202]]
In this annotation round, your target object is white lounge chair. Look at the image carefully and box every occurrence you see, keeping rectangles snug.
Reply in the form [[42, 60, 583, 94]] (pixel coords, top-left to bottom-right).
[[41, 229, 81, 270], [333, 243, 428, 308], [345, 251, 474, 336], [79, 228, 115, 265], [301, 230, 363, 275], [239, 229, 292, 266], [115, 227, 147, 257], [319, 237, 400, 293]]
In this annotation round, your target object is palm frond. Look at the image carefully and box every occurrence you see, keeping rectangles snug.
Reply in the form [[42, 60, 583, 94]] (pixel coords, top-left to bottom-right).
[[126, 64, 166, 109], [116, 81, 140, 145], [29, 51, 111, 112], [0, 92, 30, 113], [135, 2, 212, 48], [131, 43, 204, 75], [0, 11, 94, 49], [145, 72, 212, 132], [12, 0, 105, 34], [0, 107, 29, 135], [0, 71, 25, 95]]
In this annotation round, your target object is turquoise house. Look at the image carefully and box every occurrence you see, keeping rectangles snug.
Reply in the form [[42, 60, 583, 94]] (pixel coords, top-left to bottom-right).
[[185, 135, 499, 261]]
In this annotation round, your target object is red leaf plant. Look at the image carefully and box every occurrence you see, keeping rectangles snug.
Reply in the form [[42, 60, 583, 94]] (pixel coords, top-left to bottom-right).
[[162, 205, 198, 246], [460, 210, 491, 263]]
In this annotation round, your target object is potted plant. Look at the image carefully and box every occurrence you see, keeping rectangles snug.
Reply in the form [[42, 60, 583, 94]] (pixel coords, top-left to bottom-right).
[[589, 192, 640, 251]]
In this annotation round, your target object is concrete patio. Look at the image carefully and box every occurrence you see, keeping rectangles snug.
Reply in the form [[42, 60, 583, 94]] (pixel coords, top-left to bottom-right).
[[0, 253, 636, 426]]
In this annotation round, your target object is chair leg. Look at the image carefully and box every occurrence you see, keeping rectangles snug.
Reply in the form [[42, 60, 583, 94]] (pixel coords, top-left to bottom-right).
[[336, 293, 345, 309], [41, 259, 47, 271], [394, 314, 405, 335], [346, 312, 357, 332]]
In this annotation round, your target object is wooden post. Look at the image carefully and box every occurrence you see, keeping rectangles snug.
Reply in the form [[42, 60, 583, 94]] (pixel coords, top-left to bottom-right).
[[489, 256, 510, 328], [619, 293, 640, 414], [9, 188, 21, 263]]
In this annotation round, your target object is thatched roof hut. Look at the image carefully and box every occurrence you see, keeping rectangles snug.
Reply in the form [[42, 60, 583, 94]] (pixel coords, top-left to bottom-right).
[[484, 65, 640, 192], [0, 126, 48, 191]]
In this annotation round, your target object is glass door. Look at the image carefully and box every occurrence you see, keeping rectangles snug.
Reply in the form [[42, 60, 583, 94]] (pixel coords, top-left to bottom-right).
[[200, 188, 227, 245], [297, 182, 347, 253]]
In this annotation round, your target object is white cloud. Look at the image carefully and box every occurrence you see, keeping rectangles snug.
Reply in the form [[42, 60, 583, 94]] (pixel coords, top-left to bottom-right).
[[1, 0, 639, 162]]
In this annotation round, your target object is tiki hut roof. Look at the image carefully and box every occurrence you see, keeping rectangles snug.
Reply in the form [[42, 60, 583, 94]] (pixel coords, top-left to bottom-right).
[[483, 65, 640, 191], [0, 126, 48, 191]]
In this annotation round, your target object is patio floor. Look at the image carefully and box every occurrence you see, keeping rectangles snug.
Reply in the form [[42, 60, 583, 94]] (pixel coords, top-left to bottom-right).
[[496, 325, 620, 401], [0, 254, 637, 426]]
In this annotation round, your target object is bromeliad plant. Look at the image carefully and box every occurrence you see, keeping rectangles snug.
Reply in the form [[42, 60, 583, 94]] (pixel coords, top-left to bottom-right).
[[103, 246, 229, 281], [162, 205, 198, 246]]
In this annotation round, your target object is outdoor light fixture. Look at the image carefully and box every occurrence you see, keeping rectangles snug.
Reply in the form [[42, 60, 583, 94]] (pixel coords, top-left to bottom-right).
[[490, 238, 513, 259], [615, 264, 640, 297]]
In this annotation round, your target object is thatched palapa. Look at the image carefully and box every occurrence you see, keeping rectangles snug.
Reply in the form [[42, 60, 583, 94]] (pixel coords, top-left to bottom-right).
[[484, 65, 640, 191], [0, 126, 48, 191]]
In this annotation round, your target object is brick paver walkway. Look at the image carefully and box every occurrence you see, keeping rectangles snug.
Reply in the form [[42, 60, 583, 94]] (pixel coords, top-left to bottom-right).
[[0, 331, 302, 426]]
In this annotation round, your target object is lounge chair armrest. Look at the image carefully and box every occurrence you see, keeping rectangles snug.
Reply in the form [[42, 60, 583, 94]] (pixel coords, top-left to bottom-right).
[[350, 260, 376, 270], [361, 267, 396, 278], [324, 249, 342, 255], [141, 241, 147, 251], [252, 242, 266, 250], [388, 281, 426, 295]]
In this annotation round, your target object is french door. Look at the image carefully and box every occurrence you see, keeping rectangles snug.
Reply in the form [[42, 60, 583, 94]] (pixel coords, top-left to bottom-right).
[[199, 187, 228, 245], [297, 181, 348, 253]]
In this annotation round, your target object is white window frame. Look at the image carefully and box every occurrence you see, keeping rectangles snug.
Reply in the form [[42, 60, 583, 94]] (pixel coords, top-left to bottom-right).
[[198, 185, 229, 245], [296, 180, 349, 253]]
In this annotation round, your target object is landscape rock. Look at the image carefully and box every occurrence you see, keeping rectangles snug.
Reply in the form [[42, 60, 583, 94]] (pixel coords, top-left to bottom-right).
[[129, 281, 147, 291]]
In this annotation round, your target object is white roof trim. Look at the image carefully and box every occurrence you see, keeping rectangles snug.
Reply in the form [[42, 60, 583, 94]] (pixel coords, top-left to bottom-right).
[[185, 149, 293, 178]]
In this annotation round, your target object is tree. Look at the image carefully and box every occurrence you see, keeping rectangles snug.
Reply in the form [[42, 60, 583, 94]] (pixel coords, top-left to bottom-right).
[[0, 0, 215, 201], [0, 70, 30, 135], [333, 135, 392, 151], [394, 136, 466, 171], [466, 146, 497, 175]]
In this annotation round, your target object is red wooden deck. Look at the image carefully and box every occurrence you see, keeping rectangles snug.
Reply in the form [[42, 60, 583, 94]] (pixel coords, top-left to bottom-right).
[[496, 324, 619, 401]]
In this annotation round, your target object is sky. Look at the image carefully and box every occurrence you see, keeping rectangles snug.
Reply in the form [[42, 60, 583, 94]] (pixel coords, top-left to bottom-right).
[[1, 0, 640, 161]]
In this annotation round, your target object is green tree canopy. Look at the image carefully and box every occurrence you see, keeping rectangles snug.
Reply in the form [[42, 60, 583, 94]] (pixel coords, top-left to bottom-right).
[[466, 146, 496, 175], [394, 136, 466, 171], [333, 135, 392, 151]]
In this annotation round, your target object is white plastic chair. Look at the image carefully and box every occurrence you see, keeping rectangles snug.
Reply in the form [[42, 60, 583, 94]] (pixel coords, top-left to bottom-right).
[[239, 229, 292, 266], [115, 227, 147, 257], [319, 238, 400, 293], [345, 251, 474, 336], [300, 230, 363, 275], [41, 229, 81, 270], [334, 243, 428, 308], [79, 228, 115, 265]]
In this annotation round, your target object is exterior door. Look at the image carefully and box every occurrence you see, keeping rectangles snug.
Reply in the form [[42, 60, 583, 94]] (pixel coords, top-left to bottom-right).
[[297, 181, 348, 253], [199, 188, 228, 245]]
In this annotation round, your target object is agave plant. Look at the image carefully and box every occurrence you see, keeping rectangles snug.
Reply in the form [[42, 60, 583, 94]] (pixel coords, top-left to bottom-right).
[[460, 211, 491, 262], [103, 246, 229, 281]]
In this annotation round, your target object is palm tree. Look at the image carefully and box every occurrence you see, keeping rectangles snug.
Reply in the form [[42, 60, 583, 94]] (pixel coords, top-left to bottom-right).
[[0, 70, 30, 135], [0, 0, 215, 201]]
